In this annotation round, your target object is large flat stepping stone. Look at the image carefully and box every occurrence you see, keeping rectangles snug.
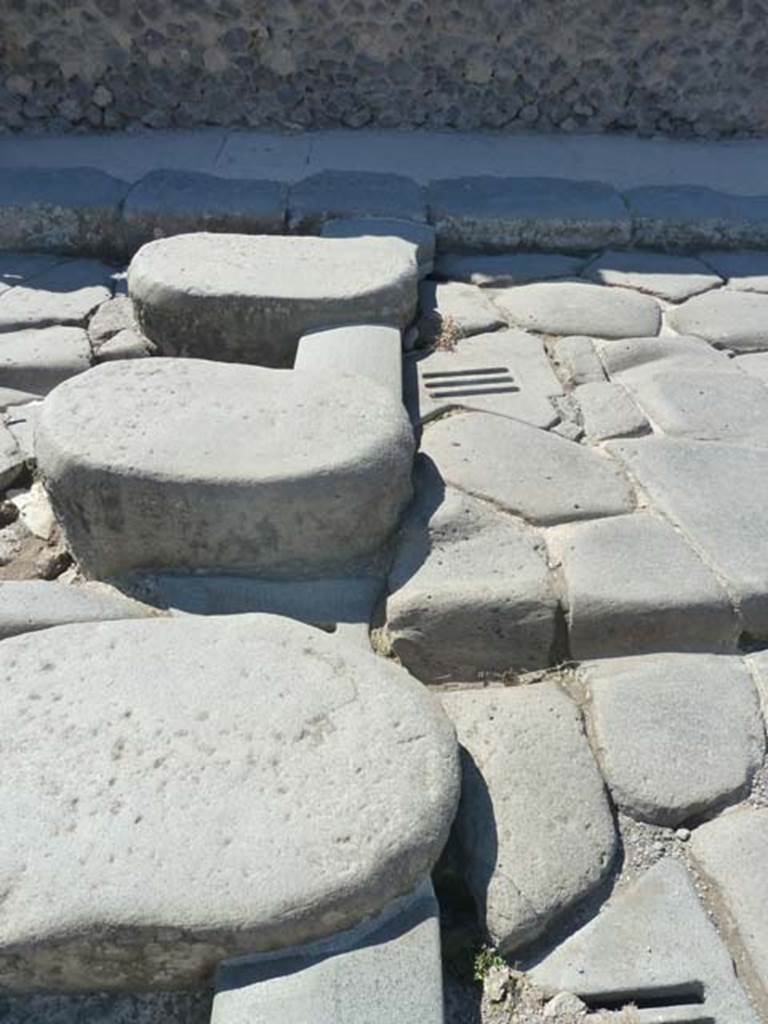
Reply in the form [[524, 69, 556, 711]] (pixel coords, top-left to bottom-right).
[[0, 327, 91, 393], [627, 185, 768, 251], [0, 258, 113, 332], [581, 654, 764, 826], [441, 684, 617, 953], [384, 459, 557, 682], [128, 233, 418, 367], [691, 809, 768, 1016], [582, 249, 721, 301], [554, 513, 739, 659], [668, 289, 768, 352], [700, 249, 768, 293], [294, 324, 402, 399], [288, 172, 426, 232], [422, 411, 634, 525], [433, 251, 585, 286], [495, 281, 661, 339], [530, 859, 760, 1024], [0, 580, 157, 639], [0, 614, 459, 991], [321, 217, 435, 278], [37, 359, 415, 577]]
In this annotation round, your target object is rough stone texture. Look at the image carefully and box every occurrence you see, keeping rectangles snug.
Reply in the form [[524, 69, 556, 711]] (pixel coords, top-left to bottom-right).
[[87, 295, 137, 345], [288, 172, 426, 232], [0, 258, 113, 332], [495, 281, 661, 339], [530, 859, 760, 1024], [95, 328, 153, 362], [433, 252, 585, 286], [628, 186, 768, 250], [321, 217, 435, 277], [0, 614, 460, 990], [668, 289, 768, 351], [418, 280, 504, 342], [582, 249, 722, 301], [0, 992, 212, 1024], [0, 580, 157, 638], [598, 332, 731, 380], [429, 178, 630, 252], [128, 233, 418, 367], [750, 650, 768, 724], [0, 418, 24, 489], [440, 684, 617, 953], [0, 326, 91, 393], [0, 386, 40, 411], [36, 359, 415, 577], [574, 381, 649, 441], [736, 351, 768, 388], [554, 514, 739, 659], [384, 459, 557, 683], [294, 324, 402, 398], [0, 169, 127, 257], [691, 809, 768, 1018], [422, 411, 634, 524], [123, 170, 287, 251], [582, 654, 765, 825], [700, 250, 768, 292], [551, 335, 606, 385]]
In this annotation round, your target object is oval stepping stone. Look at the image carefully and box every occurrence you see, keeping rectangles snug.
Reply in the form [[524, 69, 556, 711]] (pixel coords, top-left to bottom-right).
[[128, 233, 418, 367], [668, 289, 768, 351], [0, 614, 459, 990], [495, 281, 661, 339], [37, 358, 415, 577]]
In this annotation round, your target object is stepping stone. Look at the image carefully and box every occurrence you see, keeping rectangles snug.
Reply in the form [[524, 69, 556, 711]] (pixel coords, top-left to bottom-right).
[[691, 809, 768, 1017], [668, 290, 768, 351], [433, 251, 585, 286], [581, 654, 764, 825], [0, 419, 24, 489], [627, 185, 768, 251], [0, 250, 66, 296], [608, 437, 768, 637], [699, 249, 768, 293], [294, 324, 402, 399], [441, 684, 617, 953], [428, 177, 631, 252], [417, 280, 505, 343], [123, 170, 287, 251], [422, 411, 634, 525], [0, 614, 459, 990], [551, 335, 606, 385], [0, 327, 91, 393], [321, 217, 435, 278], [211, 882, 443, 1024], [0, 580, 157, 639], [582, 249, 721, 301], [0, 168, 128, 258], [574, 381, 649, 441], [530, 859, 759, 1024], [36, 358, 415, 578], [128, 233, 418, 367], [555, 514, 739, 659], [407, 328, 561, 428], [288, 172, 426, 232], [0, 258, 113, 332], [495, 281, 661, 339], [384, 459, 557, 682]]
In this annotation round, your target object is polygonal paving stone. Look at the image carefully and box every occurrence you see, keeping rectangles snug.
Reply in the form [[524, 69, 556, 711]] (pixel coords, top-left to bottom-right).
[[128, 233, 418, 367], [0, 614, 459, 990], [0, 419, 24, 489], [0, 580, 157, 639], [87, 295, 138, 345], [441, 684, 617, 953], [627, 185, 768, 252], [574, 381, 649, 442], [321, 217, 435, 278], [581, 654, 765, 825], [699, 249, 768, 293], [551, 335, 606, 385], [0, 327, 91, 393], [418, 280, 505, 342], [668, 289, 768, 351], [288, 171, 426, 232], [384, 459, 557, 682], [582, 249, 721, 301], [37, 358, 415, 578], [494, 281, 661, 339], [422, 411, 634, 525], [0, 258, 113, 332], [597, 332, 731, 380], [554, 514, 739, 659], [433, 251, 585, 286], [294, 324, 402, 399]]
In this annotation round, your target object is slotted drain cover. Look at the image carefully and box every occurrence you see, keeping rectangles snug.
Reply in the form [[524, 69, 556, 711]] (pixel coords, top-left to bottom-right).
[[422, 365, 518, 399]]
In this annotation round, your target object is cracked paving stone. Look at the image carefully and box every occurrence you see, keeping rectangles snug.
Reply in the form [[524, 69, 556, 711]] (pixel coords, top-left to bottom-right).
[[573, 381, 649, 441], [582, 249, 721, 301]]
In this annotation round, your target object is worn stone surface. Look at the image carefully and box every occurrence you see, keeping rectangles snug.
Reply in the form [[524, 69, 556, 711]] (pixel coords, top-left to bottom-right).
[[0, 992, 212, 1024], [418, 280, 504, 342], [294, 324, 402, 398], [0, 326, 91, 393], [582, 249, 721, 301], [551, 335, 606, 385], [598, 332, 731, 380], [428, 178, 630, 251], [385, 459, 557, 682], [0, 386, 40, 410], [321, 218, 435, 277], [0, 579, 157, 639], [95, 328, 153, 362], [0, 258, 113, 332], [289, 172, 426, 232], [36, 359, 415, 577], [574, 381, 649, 441], [736, 351, 768, 388], [433, 252, 585, 287], [582, 654, 765, 825], [422, 411, 634, 524], [700, 249, 768, 292], [495, 281, 661, 339], [0, 418, 24, 489], [628, 186, 768, 251], [128, 233, 417, 367], [441, 684, 617, 953], [87, 295, 137, 345], [668, 289, 768, 351], [0, 614, 459, 990]]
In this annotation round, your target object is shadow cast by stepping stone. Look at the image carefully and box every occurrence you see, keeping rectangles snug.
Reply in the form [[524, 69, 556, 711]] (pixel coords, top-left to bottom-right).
[[0, 991, 212, 1024]]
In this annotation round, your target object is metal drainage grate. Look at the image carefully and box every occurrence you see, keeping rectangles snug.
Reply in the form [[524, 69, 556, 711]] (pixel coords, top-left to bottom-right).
[[422, 365, 519, 400], [582, 983, 712, 1023]]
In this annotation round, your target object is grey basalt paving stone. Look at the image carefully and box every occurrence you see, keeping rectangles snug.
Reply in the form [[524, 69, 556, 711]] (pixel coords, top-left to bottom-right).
[[123, 170, 287, 251], [288, 171, 427, 233], [736, 351, 768, 388], [422, 410, 634, 525], [0, 418, 24, 489], [441, 684, 617, 954], [406, 328, 562, 428], [87, 295, 137, 344], [95, 329, 153, 362], [574, 381, 649, 441], [597, 332, 731, 380], [627, 185, 768, 251], [294, 324, 402, 399], [582, 249, 722, 301], [700, 249, 768, 293], [494, 281, 661, 339], [0, 614, 460, 990], [384, 459, 557, 683], [0, 258, 113, 333], [668, 289, 768, 351], [418, 279, 505, 342], [36, 358, 415, 578], [554, 513, 739, 659], [428, 177, 631, 252], [0, 326, 91, 393], [0, 168, 129, 258], [128, 233, 418, 367], [433, 251, 585, 286], [581, 654, 765, 826], [530, 859, 760, 1024], [551, 335, 606, 385], [0, 580, 158, 639], [691, 809, 768, 1019], [321, 217, 435, 278]]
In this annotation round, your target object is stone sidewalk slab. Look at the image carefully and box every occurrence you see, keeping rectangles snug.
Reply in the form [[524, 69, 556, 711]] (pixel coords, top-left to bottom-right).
[[668, 289, 768, 351], [0, 326, 91, 393], [495, 281, 661, 339], [582, 249, 721, 301], [0, 258, 113, 332], [627, 185, 768, 251], [288, 171, 427, 232]]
